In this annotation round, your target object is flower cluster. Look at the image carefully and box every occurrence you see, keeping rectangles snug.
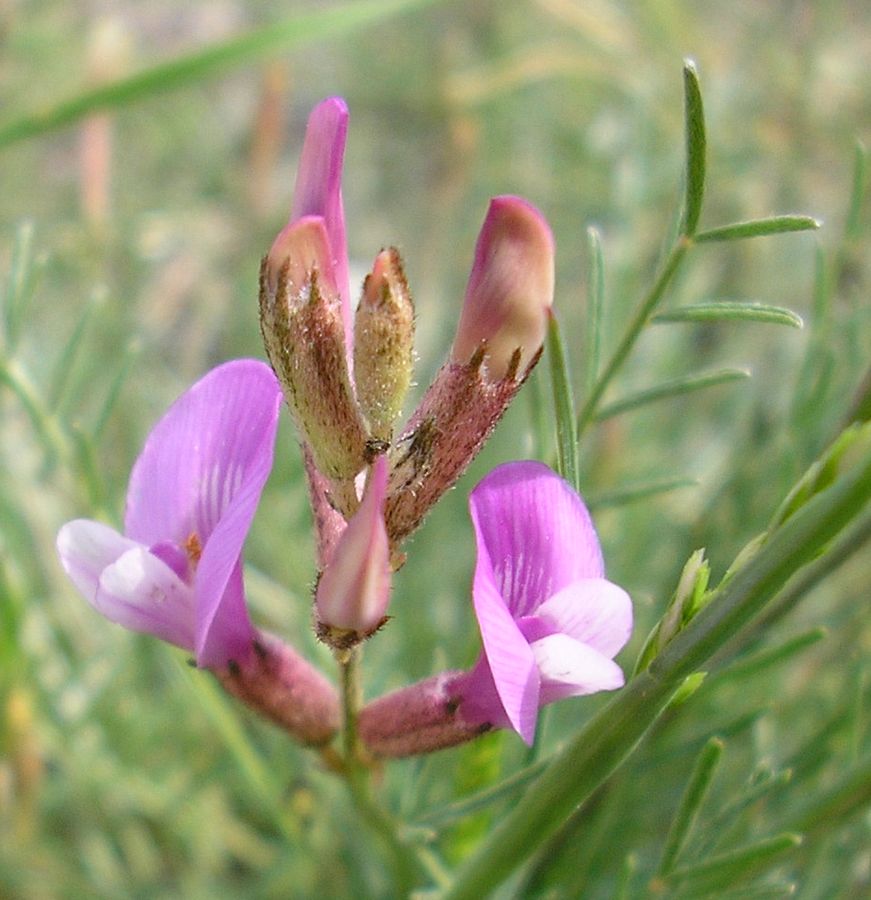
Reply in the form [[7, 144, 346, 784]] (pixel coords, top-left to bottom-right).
[[57, 98, 632, 755]]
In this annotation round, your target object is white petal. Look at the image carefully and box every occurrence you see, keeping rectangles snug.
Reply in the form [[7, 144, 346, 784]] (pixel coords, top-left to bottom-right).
[[531, 633, 625, 705], [57, 520, 139, 601], [537, 579, 633, 658], [57, 519, 195, 652]]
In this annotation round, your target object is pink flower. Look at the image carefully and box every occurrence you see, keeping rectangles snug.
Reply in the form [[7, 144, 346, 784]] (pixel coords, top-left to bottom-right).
[[456, 461, 633, 744], [266, 97, 351, 351], [315, 455, 391, 646], [56, 360, 281, 669], [452, 196, 555, 381]]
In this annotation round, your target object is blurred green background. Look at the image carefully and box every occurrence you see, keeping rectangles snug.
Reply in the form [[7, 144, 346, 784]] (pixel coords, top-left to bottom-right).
[[1, 1, 869, 897]]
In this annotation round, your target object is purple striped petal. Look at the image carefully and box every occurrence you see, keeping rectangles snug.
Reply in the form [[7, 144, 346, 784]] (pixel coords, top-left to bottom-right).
[[471, 547, 539, 741], [124, 360, 281, 549], [469, 461, 604, 618]]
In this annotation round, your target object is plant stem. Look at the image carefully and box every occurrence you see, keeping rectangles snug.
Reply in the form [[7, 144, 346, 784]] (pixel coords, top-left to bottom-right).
[[338, 647, 421, 894], [576, 238, 692, 440]]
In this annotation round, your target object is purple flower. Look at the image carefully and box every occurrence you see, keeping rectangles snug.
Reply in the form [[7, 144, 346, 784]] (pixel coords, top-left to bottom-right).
[[56, 360, 282, 669], [457, 461, 633, 744]]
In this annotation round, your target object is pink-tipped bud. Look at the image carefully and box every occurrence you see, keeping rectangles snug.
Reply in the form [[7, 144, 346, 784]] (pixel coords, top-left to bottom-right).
[[264, 215, 338, 298], [315, 455, 391, 649], [451, 196, 554, 381], [259, 217, 369, 489], [354, 248, 415, 442]]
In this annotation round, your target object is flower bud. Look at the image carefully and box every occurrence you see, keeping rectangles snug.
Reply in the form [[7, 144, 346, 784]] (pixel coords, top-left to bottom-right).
[[316, 456, 391, 649], [359, 671, 488, 757], [216, 632, 340, 746], [353, 248, 415, 442], [451, 195, 554, 381], [290, 96, 352, 352], [259, 216, 369, 484]]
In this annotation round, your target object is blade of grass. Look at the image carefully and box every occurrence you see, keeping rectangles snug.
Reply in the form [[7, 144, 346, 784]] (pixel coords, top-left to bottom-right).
[[653, 302, 803, 328], [596, 368, 750, 420], [0, 0, 441, 148], [695, 215, 819, 243]]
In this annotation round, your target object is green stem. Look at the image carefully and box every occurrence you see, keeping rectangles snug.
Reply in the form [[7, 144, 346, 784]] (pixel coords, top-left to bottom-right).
[[338, 648, 421, 894], [340, 647, 363, 764], [576, 238, 692, 440]]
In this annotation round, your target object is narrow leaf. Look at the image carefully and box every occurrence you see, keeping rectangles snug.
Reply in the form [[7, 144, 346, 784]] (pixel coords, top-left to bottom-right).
[[585, 226, 604, 394], [657, 737, 724, 876], [845, 139, 867, 242], [597, 368, 750, 420], [654, 302, 803, 328], [0, 0, 438, 147], [785, 750, 871, 836], [91, 340, 139, 440], [681, 60, 706, 237], [2, 221, 38, 350], [695, 215, 820, 243], [663, 833, 802, 895], [695, 768, 792, 857], [587, 475, 697, 508], [547, 314, 579, 489], [716, 628, 826, 683], [414, 760, 546, 829], [48, 290, 101, 411]]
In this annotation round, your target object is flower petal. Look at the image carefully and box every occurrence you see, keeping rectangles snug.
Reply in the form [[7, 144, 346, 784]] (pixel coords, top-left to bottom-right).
[[469, 461, 604, 618], [537, 579, 633, 658], [190, 363, 282, 668], [57, 519, 195, 650], [290, 97, 351, 341], [531, 633, 625, 705], [471, 551, 539, 742], [58, 519, 138, 599]]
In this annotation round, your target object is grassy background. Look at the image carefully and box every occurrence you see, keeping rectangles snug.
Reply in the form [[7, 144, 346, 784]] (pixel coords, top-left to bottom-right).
[[1, 1, 870, 897]]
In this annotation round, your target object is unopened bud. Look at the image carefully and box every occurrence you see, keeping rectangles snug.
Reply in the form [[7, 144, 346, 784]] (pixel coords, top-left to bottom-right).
[[354, 248, 415, 441], [451, 196, 554, 381], [316, 456, 391, 649], [260, 216, 369, 483]]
